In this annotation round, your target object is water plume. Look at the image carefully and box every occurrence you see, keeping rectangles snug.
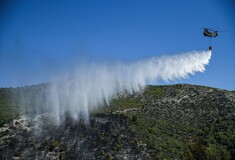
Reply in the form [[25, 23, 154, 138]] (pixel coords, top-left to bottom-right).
[[44, 50, 211, 123], [18, 50, 212, 124]]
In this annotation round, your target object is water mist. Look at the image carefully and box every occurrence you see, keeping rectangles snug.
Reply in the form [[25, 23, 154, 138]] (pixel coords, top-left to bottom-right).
[[18, 50, 212, 124]]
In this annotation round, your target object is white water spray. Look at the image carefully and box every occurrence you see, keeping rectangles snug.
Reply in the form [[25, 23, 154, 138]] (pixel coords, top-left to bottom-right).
[[44, 50, 211, 124]]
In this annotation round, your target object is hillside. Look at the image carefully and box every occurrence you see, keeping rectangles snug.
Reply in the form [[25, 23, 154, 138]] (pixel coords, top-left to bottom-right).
[[0, 84, 235, 159]]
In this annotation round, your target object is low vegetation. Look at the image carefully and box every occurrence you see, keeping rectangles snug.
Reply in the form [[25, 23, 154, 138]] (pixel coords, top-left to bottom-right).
[[0, 84, 235, 159], [94, 84, 235, 159], [0, 88, 20, 126]]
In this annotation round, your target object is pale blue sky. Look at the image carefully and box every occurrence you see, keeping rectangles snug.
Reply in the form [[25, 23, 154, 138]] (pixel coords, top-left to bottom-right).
[[0, 0, 234, 90]]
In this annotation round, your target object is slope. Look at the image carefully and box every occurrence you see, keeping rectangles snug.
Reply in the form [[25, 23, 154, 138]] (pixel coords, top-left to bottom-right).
[[0, 84, 235, 159]]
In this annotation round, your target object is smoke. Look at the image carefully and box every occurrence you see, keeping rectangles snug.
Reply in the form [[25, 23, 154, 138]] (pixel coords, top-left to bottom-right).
[[41, 50, 211, 124]]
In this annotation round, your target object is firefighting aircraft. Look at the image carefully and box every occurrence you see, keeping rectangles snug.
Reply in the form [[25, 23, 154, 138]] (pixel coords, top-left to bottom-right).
[[202, 28, 219, 51], [203, 28, 218, 38]]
